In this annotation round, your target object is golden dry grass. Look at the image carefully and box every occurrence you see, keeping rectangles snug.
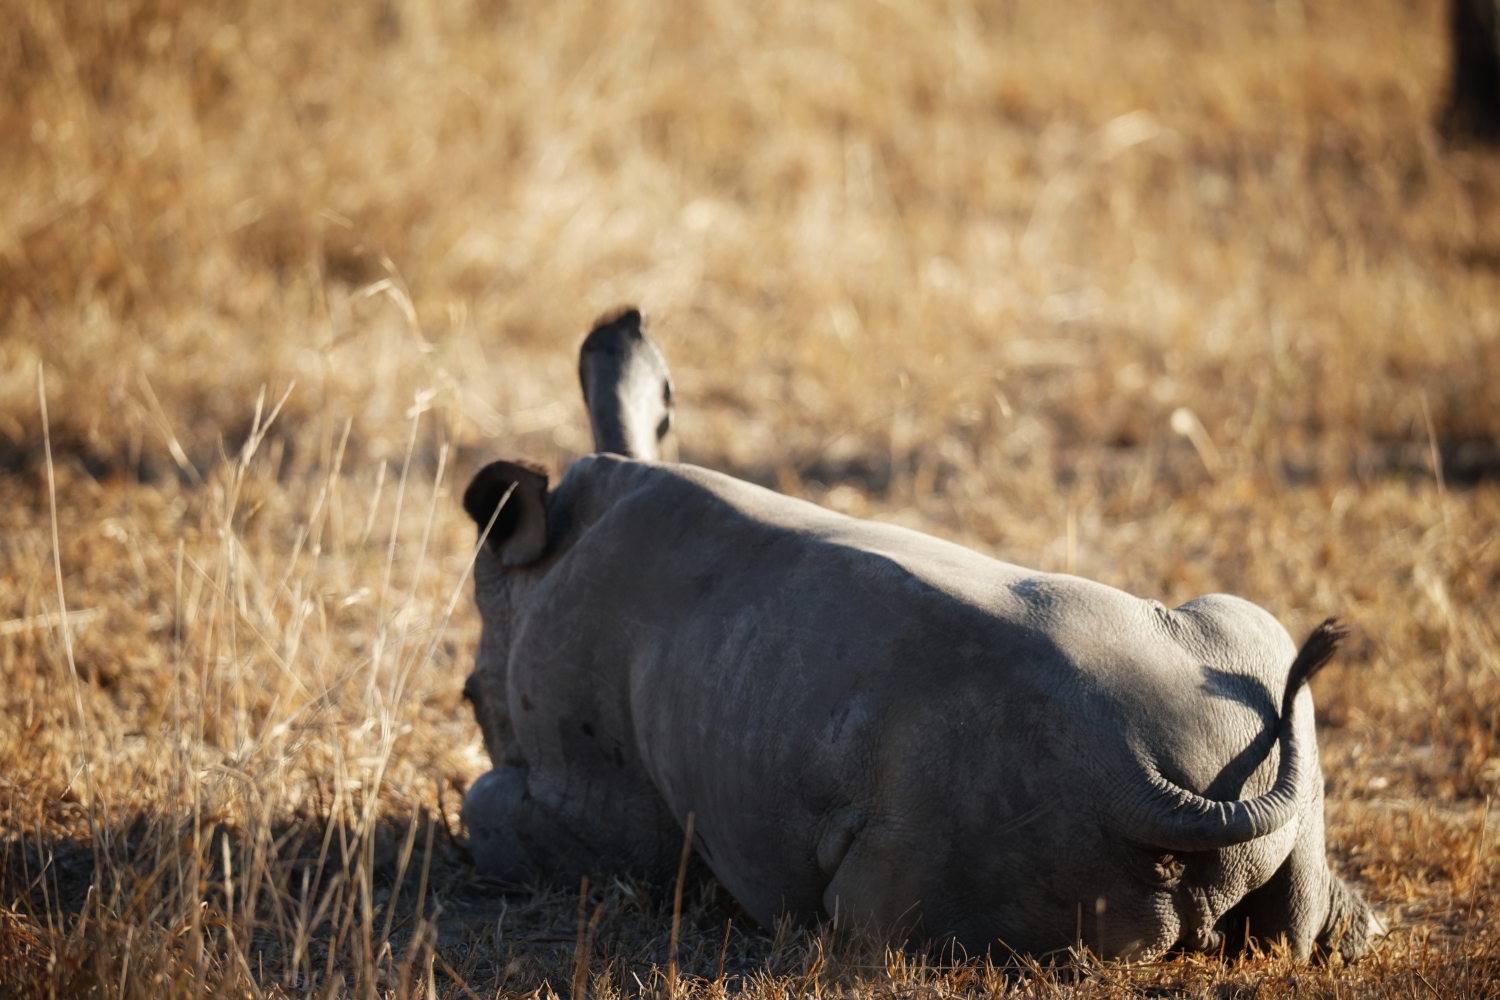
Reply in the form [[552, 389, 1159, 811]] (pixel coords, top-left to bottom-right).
[[1, 0, 1498, 996]]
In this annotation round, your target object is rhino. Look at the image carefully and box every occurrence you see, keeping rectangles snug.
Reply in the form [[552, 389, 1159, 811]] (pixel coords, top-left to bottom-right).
[[459, 308, 1372, 961]]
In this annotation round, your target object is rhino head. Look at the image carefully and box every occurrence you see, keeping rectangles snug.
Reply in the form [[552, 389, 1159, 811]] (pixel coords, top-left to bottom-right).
[[458, 307, 676, 776]]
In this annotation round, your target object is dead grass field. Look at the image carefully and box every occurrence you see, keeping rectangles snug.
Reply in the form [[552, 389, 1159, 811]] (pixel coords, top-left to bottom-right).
[[1, 0, 1498, 996]]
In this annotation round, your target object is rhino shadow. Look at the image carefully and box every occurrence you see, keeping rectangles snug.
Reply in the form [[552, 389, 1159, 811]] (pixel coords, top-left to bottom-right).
[[1197, 665, 1281, 802]]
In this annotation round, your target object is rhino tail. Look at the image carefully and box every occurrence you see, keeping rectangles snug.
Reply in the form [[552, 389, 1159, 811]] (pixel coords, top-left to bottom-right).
[[1279, 618, 1348, 718], [1114, 618, 1349, 854], [578, 307, 676, 461]]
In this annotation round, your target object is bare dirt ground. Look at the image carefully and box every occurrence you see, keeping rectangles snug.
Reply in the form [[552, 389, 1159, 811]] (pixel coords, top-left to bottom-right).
[[1, 0, 1497, 996]]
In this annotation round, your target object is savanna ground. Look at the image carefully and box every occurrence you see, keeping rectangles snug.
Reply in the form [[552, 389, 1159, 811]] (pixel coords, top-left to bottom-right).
[[2, 0, 1498, 996]]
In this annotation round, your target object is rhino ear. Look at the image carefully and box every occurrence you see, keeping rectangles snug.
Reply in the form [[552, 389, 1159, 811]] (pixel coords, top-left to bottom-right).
[[463, 461, 549, 566]]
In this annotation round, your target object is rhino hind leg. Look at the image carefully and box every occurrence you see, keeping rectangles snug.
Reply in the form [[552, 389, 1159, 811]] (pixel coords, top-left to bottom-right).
[[1318, 871, 1373, 961], [1221, 824, 1372, 962]]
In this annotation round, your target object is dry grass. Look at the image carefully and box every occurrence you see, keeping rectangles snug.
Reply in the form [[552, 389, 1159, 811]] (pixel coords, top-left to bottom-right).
[[1, 0, 1498, 996]]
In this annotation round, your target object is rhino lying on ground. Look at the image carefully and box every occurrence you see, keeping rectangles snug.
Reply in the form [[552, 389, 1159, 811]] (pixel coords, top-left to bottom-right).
[[460, 308, 1372, 961]]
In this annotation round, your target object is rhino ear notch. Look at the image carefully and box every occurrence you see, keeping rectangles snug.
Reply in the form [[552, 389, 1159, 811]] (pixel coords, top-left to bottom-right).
[[463, 460, 549, 566]]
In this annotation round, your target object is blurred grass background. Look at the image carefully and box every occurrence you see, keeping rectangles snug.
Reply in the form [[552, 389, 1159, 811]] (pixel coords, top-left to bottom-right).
[[1, 0, 1498, 996]]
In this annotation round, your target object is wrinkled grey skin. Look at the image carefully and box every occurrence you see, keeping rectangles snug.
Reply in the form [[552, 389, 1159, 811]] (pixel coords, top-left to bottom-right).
[[460, 317, 1371, 962]]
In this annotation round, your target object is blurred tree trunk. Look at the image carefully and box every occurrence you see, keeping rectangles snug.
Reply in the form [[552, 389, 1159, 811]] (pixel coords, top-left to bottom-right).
[[1446, 0, 1500, 141]]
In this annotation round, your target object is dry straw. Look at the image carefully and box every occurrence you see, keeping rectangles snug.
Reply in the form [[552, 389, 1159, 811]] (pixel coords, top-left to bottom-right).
[[1, 0, 1497, 996]]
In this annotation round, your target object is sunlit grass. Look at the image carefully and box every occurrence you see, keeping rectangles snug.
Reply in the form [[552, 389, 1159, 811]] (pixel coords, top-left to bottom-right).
[[1, 0, 1497, 996]]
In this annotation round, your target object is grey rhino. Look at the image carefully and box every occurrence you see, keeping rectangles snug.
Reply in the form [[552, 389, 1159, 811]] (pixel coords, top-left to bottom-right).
[[460, 308, 1372, 961]]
